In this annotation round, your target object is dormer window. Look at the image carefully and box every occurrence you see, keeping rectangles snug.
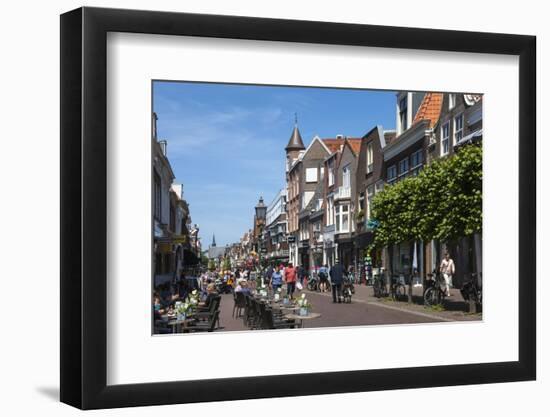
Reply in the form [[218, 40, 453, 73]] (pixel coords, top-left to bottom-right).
[[366, 142, 374, 174]]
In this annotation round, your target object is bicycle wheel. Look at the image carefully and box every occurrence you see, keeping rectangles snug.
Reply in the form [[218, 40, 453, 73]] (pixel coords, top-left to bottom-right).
[[395, 284, 406, 301], [424, 287, 437, 306]]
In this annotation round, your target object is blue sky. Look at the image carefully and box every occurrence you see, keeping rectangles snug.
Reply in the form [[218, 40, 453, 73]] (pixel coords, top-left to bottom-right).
[[153, 81, 396, 247]]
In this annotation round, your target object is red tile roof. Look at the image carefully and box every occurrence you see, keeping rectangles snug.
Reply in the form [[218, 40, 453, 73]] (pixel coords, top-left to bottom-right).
[[346, 138, 362, 155], [322, 138, 345, 153], [322, 137, 362, 155], [412, 92, 443, 128]]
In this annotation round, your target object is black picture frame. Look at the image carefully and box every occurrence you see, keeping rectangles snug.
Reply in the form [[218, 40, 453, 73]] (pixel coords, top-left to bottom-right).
[[60, 6, 536, 410]]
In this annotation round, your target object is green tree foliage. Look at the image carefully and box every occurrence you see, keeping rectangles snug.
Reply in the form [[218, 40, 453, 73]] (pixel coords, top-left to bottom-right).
[[371, 145, 482, 247], [207, 259, 216, 271], [222, 257, 231, 271]]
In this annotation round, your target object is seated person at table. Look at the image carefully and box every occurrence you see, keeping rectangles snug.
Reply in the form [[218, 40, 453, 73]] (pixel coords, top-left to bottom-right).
[[198, 283, 218, 309], [153, 293, 166, 317]]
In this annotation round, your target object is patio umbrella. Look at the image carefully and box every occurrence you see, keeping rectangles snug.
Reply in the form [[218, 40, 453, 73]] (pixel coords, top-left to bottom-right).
[[412, 241, 417, 272]]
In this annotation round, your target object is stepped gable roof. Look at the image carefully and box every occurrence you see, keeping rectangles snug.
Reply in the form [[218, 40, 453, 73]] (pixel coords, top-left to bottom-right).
[[412, 92, 443, 128], [285, 125, 305, 151]]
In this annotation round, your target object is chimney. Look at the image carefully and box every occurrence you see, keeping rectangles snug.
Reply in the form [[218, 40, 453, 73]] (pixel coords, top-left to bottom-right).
[[336, 134, 344, 140]]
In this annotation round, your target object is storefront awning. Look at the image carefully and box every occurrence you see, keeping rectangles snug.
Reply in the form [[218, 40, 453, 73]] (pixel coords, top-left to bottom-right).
[[454, 129, 482, 149]]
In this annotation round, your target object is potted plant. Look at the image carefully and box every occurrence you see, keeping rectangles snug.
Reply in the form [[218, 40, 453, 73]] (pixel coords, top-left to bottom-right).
[[297, 293, 312, 316], [176, 301, 191, 320], [175, 291, 199, 320]]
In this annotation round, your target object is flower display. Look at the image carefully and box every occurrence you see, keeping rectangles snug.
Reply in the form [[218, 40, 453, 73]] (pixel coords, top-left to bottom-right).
[[296, 294, 312, 309]]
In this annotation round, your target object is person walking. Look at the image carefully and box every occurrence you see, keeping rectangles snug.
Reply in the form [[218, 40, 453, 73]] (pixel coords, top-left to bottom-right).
[[297, 264, 305, 286], [284, 263, 298, 299], [329, 261, 344, 303], [271, 266, 283, 294], [439, 251, 455, 297], [264, 264, 273, 287]]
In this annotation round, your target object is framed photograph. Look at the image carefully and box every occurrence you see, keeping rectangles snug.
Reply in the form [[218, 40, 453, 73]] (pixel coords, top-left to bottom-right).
[[60, 6, 536, 410]]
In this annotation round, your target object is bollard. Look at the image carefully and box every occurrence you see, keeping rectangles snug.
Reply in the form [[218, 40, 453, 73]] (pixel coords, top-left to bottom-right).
[[468, 298, 476, 314]]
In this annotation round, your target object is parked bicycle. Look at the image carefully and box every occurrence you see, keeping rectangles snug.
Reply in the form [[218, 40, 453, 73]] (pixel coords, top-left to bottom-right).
[[373, 274, 388, 298], [390, 275, 407, 302], [423, 271, 447, 307], [460, 272, 482, 305]]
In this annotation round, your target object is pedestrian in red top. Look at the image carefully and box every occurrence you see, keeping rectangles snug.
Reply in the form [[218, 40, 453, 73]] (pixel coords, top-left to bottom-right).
[[285, 263, 297, 299]]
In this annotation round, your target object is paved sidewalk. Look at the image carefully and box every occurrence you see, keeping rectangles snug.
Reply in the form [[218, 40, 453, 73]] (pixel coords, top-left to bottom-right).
[[304, 283, 482, 322]]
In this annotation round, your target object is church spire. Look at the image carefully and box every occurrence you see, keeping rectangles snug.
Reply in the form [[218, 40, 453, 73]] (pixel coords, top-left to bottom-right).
[[211, 234, 216, 247], [285, 115, 305, 151]]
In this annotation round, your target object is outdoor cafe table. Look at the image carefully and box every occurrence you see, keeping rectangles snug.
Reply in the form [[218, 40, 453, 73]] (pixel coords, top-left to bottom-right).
[[271, 303, 300, 312], [284, 312, 321, 328], [166, 317, 194, 333]]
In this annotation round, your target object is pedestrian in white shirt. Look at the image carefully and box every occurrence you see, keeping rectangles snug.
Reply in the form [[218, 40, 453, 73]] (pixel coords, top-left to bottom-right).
[[439, 252, 455, 297]]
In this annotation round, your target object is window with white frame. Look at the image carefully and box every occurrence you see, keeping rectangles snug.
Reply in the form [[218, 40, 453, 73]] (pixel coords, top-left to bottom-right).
[[335, 204, 349, 233], [449, 93, 456, 110], [366, 185, 375, 221], [398, 157, 409, 178], [342, 164, 351, 189], [441, 121, 450, 156], [454, 114, 464, 144], [302, 191, 314, 209], [358, 192, 365, 211], [326, 196, 334, 226], [387, 165, 397, 183], [305, 167, 318, 183], [410, 149, 423, 176], [328, 160, 334, 186], [366, 142, 374, 174], [375, 180, 384, 193], [342, 204, 349, 232]]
